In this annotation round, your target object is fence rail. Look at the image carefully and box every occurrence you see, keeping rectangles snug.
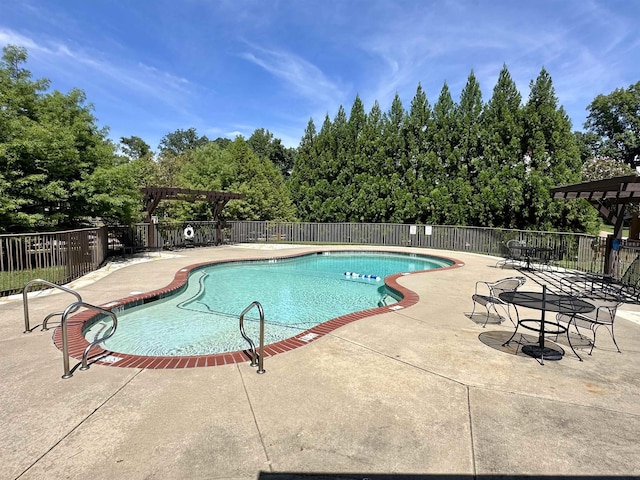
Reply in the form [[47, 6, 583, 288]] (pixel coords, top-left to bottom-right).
[[0, 227, 109, 296], [4, 221, 639, 298], [227, 221, 600, 267], [227, 221, 640, 280]]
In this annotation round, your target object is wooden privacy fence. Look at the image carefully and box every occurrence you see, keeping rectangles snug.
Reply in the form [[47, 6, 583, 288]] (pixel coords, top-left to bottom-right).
[[0, 227, 109, 296]]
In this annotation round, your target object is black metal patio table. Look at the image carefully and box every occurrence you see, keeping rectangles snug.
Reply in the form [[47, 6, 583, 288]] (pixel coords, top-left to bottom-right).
[[511, 246, 553, 270], [499, 286, 595, 364]]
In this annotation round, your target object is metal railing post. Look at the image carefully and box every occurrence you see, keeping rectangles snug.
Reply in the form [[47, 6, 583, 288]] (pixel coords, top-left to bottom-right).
[[22, 279, 82, 333], [60, 301, 118, 379], [239, 301, 266, 374]]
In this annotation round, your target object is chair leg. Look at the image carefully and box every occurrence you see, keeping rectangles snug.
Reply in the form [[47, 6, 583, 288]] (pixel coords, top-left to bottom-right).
[[502, 321, 520, 347], [591, 324, 621, 354], [609, 324, 622, 353], [566, 317, 583, 361], [505, 304, 517, 326], [471, 299, 490, 327], [502, 305, 522, 348]]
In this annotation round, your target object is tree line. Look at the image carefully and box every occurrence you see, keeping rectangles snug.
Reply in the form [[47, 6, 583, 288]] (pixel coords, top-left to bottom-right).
[[1, 44, 638, 234]]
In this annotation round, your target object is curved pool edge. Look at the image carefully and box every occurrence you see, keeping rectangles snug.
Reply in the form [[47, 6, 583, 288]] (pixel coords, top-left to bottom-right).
[[54, 250, 465, 369]]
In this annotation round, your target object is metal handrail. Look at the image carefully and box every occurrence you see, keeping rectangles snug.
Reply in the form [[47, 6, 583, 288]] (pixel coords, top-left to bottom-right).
[[238, 301, 266, 374], [22, 279, 82, 333], [60, 301, 118, 379], [378, 294, 391, 307]]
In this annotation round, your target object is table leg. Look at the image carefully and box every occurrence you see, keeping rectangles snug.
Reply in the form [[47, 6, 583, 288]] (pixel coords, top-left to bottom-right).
[[521, 285, 563, 364]]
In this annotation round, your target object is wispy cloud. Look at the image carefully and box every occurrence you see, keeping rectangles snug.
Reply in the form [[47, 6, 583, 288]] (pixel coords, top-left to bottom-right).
[[240, 43, 347, 108], [0, 29, 40, 51], [0, 27, 195, 112]]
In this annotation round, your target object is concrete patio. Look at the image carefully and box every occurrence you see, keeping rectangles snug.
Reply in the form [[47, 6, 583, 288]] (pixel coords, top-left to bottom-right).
[[1, 244, 639, 479]]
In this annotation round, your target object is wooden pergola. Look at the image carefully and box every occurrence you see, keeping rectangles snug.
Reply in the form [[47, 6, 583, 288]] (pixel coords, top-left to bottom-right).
[[551, 174, 640, 273], [551, 174, 640, 239], [141, 187, 244, 247]]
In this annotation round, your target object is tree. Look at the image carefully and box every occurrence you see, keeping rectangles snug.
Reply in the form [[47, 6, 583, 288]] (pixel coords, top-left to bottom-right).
[[120, 135, 152, 160], [584, 81, 640, 165], [161, 137, 296, 222], [168, 142, 237, 220], [225, 137, 296, 221], [519, 67, 585, 231], [473, 65, 525, 228], [286, 67, 599, 232], [0, 45, 118, 231], [247, 128, 295, 178], [158, 127, 209, 156], [581, 156, 634, 182], [289, 119, 318, 221], [457, 71, 484, 178], [77, 162, 144, 225]]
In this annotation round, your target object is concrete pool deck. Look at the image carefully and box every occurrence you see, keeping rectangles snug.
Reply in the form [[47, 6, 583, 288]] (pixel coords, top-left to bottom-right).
[[1, 244, 639, 479]]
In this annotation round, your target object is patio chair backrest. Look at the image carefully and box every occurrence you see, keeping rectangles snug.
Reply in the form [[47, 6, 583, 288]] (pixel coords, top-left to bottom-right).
[[573, 296, 622, 330], [490, 276, 526, 297], [620, 255, 640, 290], [506, 239, 525, 248], [505, 239, 526, 262]]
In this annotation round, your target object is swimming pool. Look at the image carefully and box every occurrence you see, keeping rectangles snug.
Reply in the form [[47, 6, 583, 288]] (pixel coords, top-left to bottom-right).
[[62, 250, 462, 368]]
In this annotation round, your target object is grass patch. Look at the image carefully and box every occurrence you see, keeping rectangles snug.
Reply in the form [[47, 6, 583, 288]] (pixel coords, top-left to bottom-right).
[[0, 266, 67, 295], [599, 224, 630, 237]]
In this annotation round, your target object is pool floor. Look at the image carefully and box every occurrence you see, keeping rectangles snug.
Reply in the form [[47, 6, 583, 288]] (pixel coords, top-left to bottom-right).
[[56, 250, 463, 369]]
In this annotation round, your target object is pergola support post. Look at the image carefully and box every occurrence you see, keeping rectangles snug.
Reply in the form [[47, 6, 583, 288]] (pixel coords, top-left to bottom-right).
[[140, 188, 243, 249]]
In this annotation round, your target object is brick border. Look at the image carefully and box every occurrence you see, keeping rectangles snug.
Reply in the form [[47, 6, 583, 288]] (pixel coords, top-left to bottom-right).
[[53, 250, 464, 369]]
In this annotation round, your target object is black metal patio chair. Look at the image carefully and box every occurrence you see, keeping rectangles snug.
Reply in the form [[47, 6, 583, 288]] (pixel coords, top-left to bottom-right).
[[560, 255, 640, 303], [470, 276, 527, 327], [495, 239, 527, 269], [556, 295, 622, 361]]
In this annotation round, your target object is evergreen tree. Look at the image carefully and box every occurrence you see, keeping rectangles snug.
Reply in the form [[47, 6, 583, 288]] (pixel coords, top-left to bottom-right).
[[474, 65, 525, 228], [426, 83, 458, 224], [457, 71, 484, 178], [289, 119, 317, 221], [400, 84, 431, 223], [522, 67, 587, 231]]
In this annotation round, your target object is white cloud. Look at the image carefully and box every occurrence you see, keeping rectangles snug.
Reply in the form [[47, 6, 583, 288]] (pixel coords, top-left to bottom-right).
[[240, 43, 347, 108], [0, 27, 195, 112]]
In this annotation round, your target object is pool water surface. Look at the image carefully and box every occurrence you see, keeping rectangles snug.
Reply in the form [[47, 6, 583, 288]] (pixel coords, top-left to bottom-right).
[[74, 250, 462, 367]]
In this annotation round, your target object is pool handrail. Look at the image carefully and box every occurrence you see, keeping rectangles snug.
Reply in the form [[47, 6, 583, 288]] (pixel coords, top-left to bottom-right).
[[60, 301, 118, 379], [239, 301, 266, 374], [22, 279, 83, 333]]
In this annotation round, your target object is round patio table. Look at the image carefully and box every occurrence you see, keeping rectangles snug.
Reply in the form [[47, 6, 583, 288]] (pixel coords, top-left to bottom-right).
[[499, 286, 595, 364]]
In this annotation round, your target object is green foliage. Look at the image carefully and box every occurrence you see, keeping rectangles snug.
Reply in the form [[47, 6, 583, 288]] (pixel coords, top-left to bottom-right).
[[157, 137, 296, 222], [584, 81, 640, 165], [289, 65, 599, 233], [158, 127, 209, 156], [0, 44, 132, 232], [77, 163, 144, 225], [581, 156, 634, 182], [247, 128, 295, 178], [6, 42, 629, 234]]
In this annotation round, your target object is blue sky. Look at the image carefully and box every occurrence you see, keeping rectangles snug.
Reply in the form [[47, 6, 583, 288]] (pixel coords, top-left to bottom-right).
[[2, 0, 639, 150]]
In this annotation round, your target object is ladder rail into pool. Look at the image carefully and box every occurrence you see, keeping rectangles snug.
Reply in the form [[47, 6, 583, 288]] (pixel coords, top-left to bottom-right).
[[60, 301, 118, 379], [22, 279, 83, 333], [239, 301, 266, 374]]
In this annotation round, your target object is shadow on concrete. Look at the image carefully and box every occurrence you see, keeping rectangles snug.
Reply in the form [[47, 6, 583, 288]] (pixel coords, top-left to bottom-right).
[[478, 330, 565, 359]]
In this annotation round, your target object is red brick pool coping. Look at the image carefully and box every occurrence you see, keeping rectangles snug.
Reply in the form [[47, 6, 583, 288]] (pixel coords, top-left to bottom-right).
[[53, 250, 464, 369]]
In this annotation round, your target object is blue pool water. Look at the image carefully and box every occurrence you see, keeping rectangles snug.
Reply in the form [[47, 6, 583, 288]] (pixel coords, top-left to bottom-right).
[[84, 251, 454, 356]]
